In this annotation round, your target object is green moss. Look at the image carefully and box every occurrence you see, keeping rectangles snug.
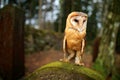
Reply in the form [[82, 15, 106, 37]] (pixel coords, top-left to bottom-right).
[[92, 60, 107, 78], [24, 61, 104, 80], [112, 73, 120, 80]]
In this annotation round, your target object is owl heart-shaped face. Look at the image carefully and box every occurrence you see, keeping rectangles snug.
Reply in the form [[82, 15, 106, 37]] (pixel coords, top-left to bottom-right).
[[67, 12, 88, 32]]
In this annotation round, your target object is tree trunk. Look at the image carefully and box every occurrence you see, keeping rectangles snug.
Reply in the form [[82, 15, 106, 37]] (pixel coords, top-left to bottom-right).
[[38, 0, 43, 29], [71, 0, 81, 11], [60, 0, 72, 32], [93, 0, 120, 79]]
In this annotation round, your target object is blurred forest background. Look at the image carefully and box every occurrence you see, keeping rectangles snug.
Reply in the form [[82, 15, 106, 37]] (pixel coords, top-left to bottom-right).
[[0, 0, 120, 80], [0, 0, 116, 52]]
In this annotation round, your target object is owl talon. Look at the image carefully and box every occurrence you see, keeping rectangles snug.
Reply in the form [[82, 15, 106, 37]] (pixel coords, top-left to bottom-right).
[[75, 62, 84, 66], [60, 59, 69, 62]]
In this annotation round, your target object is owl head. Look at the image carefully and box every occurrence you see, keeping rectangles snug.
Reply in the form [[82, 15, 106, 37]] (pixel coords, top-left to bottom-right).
[[66, 12, 88, 32]]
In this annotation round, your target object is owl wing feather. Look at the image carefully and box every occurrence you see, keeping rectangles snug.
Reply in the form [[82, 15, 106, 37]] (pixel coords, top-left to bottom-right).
[[81, 39, 85, 53], [63, 36, 67, 54]]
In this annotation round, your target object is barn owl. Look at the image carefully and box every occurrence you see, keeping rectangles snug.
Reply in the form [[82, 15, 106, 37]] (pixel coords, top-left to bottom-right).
[[60, 12, 88, 66]]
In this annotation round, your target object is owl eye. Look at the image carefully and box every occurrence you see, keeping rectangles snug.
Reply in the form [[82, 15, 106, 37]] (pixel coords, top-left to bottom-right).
[[83, 20, 86, 23], [74, 19, 78, 22]]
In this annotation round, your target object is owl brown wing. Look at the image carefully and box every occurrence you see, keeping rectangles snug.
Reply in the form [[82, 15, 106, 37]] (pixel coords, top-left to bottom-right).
[[81, 39, 85, 53], [63, 36, 67, 54]]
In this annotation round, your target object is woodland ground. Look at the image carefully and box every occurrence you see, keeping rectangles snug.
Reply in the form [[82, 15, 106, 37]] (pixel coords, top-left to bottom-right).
[[25, 49, 93, 76]]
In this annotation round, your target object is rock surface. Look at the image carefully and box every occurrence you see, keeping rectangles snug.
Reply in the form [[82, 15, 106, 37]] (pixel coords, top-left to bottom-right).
[[24, 61, 104, 80]]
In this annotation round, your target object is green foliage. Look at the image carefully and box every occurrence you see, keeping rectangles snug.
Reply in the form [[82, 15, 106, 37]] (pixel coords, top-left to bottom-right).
[[92, 60, 108, 78], [24, 25, 63, 54], [112, 0, 120, 14], [112, 72, 120, 80], [112, 54, 120, 80]]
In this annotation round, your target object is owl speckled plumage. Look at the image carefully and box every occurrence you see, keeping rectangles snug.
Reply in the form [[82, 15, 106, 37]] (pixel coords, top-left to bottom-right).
[[60, 12, 88, 66]]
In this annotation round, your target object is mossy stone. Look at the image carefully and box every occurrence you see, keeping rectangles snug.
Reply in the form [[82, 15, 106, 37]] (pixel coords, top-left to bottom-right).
[[24, 61, 104, 80]]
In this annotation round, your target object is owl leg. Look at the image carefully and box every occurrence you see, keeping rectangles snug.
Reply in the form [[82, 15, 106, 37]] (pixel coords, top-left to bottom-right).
[[67, 49, 75, 61], [60, 49, 75, 62], [75, 39, 85, 65], [60, 37, 69, 62], [60, 52, 69, 62], [75, 51, 84, 66], [63, 52, 69, 62]]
